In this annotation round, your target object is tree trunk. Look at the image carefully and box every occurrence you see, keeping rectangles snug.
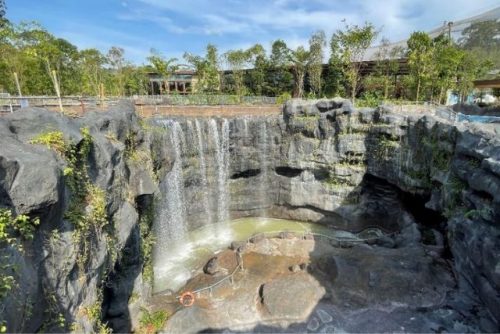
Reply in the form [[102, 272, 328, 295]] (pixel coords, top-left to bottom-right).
[[351, 84, 356, 105], [416, 78, 421, 102], [384, 79, 389, 100], [298, 71, 305, 98], [438, 86, 444, 105]]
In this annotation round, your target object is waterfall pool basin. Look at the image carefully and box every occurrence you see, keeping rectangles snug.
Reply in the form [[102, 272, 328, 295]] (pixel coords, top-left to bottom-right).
[[152, 217, 377, 293]]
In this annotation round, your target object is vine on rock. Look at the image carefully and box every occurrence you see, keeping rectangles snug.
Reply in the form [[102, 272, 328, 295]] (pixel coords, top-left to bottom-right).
[[30, 128, 113, 332]]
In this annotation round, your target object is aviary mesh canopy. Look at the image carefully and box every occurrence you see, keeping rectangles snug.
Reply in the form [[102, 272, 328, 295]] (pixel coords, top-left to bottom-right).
[[363, 7, 500, 62]]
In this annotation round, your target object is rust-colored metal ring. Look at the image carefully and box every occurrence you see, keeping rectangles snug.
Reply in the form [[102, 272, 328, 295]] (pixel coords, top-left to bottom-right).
[[179, 291, 195, 307]]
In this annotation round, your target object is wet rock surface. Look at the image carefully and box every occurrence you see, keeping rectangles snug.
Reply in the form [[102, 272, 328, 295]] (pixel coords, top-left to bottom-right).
[[164, 233, 488, 333]]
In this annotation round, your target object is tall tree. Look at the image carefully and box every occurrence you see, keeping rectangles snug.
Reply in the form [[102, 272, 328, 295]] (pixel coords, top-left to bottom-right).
[[107, 46, 126, 96], [373, 37, 403, 100], [407, 31, 433, 102], [268, 39, 293, 96], [288, 46, 310, 98], [184, 44, 220, 93], [224, 49, 250, 97], [0, 0, 7, 27], [330, 22, 377, 102], [456, 51, 488, 103], [308, 30, 326, 97], [79, 48, 107, 96], [225, 44, 265, 98], [249, 51, 269, 96], [147, 49, 178, 95], [431, 35, 463, 103]]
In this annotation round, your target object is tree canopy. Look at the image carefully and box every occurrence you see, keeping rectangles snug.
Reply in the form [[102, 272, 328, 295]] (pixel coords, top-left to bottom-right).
[[0, 17, 494, 104]]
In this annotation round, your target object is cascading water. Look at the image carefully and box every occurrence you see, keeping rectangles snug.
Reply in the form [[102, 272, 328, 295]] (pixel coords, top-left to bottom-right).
[[258, 120, 269, 217], [209, 119, 230, 223], [152, 118, 232, 292], [243, 118, 249, 144], [152, 120, 191, 290], [154, 120, 187, 243], [195, 119, 213, 225]]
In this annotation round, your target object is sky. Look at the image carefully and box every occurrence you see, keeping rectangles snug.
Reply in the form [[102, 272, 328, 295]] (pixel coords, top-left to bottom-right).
[[5, 0, 500, 65]]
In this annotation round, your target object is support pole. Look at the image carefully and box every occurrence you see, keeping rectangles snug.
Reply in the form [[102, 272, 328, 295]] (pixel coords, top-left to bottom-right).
[[100, 83, 106, 109], [13, 72, 22, 97], [51, 70, 64, 113]]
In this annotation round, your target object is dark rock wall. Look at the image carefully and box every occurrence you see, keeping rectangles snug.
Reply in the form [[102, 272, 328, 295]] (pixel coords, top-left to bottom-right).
[[0, 102, 158, 332], [0, 99, 498, 331]]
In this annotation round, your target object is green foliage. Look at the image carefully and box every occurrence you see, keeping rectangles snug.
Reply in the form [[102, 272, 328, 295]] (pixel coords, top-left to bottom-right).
[[308, 30, 327, 96], [29, 131, 66, 155], [324, 176, 353, 190], [30, 127, 112, 275], [224, 45, 264, 98], [0, 21, 149, 96], [371, 37, 403, 100], [138, 308, 168, 334], [431, 35, 464, 104], [407, 31, 434, 102], [0, 208, 40, 332], [267, 39, 294, 96], [356, 90, 381, 107], [184, 44, 220, 93], [139, 201, 156, 284], [147, 49, 178, 95], [80, 289, 111, 334], [39, 291, 66, 331], [0, 208, 40, 246], [443, 175, 467, 218], [276, 92, 292, 105], [330, 21, 378, 102], [422, 136, 452, 171]]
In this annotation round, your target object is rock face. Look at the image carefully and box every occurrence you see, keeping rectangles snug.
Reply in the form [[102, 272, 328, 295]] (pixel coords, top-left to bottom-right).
[[260, 273, 325, 320], [0, 99, 499, 331], [0, 102, 159, 333], [153, 99, 499, 326]]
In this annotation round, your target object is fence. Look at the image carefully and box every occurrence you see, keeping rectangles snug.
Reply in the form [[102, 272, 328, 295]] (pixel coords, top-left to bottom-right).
[[0, 94, 278, 114]]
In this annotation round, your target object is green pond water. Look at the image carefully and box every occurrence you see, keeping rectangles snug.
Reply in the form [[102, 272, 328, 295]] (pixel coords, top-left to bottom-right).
[[153, 217, 371, 293]]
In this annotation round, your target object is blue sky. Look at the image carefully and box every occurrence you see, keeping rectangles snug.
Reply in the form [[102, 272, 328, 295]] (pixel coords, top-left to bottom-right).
[[6, 0, 499, 64]]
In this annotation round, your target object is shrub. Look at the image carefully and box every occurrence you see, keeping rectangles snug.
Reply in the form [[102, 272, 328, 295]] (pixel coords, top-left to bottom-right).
[[29, 131, 67, 155], [276, 92, 292, 105], [138, 308, 168, 334]]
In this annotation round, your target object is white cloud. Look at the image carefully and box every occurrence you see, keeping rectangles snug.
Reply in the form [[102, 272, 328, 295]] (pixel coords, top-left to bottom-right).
[[58, 0, 500, 63]]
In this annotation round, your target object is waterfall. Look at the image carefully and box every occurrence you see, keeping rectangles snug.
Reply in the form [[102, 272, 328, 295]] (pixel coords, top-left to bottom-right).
[[154, 120, 187, 245], [209, 119, 230, 223], [243, 118, 249, 144], [258, 120, 269, 217], [195, 119, 213, 225]]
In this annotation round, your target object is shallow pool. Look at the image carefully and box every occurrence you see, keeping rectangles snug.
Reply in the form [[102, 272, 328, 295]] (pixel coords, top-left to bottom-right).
[[152, 217, 368, 293]]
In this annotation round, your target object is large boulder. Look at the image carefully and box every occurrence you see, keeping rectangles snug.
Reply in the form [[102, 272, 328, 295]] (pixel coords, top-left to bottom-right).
[[260, 273, 325, 320]]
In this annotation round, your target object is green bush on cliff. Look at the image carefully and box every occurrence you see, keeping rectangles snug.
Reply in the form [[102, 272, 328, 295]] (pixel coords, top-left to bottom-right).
[[139, 201, 156, 284], [29, 131, 67, 155], [0, 208, 40, 333], [138, 308, 168, 334], [30, 128, 112, 275]]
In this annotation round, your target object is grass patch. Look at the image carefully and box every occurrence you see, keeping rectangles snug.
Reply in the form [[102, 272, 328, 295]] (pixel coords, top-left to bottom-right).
[[139, 201, 156, 284], [138, 308, 168, 334]]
